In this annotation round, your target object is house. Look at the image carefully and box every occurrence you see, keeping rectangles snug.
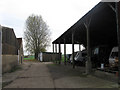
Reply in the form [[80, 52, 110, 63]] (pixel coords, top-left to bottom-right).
[[1, 25, 22, 73]]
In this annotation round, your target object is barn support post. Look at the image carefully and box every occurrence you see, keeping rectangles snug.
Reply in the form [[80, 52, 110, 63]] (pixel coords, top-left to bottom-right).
[[116, 2, 120, 85], [0, 25, 2, 88], [52, 44, 55, 62], [84, 22, 92, 74], [55, 44, 57, 63], [79, 44, 81, 51], [64, 39, 66, 65], [86, 27, 92, 74], [53, 44, 54, 53], [59, 42, 61, 64], [55, 44, 57, 53], [72, 33, 75, 68]]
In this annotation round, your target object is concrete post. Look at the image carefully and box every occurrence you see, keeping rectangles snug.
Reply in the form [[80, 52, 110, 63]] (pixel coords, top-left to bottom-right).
[[72, 33, 75, 68], [64, 39, 66, 65]]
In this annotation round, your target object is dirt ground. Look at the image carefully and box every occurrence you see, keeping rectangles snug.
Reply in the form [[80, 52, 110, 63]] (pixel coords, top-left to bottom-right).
[[2, 61, 119, 89]]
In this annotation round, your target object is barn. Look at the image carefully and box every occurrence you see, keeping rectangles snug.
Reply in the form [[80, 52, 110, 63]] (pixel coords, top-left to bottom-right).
[[1, 26, 23, 73]]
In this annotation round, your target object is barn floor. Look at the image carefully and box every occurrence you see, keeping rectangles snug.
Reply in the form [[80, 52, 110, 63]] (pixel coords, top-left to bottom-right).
[[2, 61, 119, 89]]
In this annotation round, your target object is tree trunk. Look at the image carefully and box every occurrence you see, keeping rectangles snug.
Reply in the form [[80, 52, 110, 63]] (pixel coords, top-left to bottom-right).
[[35, 52, 38, 60]]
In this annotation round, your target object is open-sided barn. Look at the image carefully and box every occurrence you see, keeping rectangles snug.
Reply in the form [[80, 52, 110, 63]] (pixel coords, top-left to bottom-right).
[[52, 2, 120, 83]]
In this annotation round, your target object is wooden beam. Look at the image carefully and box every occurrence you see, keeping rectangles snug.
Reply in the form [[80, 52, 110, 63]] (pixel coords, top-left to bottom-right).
[[64, 39, 66, 65], [72, 33, 75, 68]]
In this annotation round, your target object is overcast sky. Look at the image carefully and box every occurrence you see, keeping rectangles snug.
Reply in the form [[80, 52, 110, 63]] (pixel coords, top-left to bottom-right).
[[0, 0, 101, 54]]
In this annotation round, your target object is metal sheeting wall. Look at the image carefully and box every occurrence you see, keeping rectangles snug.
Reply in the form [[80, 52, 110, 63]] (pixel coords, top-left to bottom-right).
[[41, 52, 60, 62], [2, 27, 18, 55]]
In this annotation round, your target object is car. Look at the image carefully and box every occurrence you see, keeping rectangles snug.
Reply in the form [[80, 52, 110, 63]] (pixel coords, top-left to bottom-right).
[[69, 52, 78, 64], [74, 50, 87, 66], [109, 46, 118, 68]]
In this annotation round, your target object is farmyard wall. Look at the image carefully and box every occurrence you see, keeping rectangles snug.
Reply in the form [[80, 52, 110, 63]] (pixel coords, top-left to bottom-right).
[[2, 55, 18, 73]]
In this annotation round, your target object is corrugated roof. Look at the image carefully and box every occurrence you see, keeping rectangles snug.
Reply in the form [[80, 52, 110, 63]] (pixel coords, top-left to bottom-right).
[[52, 2, 117, 48]]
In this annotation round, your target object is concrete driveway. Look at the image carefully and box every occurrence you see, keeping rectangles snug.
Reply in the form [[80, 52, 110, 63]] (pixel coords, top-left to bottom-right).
[[2, 61, 119, 88]]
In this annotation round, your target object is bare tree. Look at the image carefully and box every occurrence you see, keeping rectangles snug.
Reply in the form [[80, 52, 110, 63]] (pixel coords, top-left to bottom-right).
[[24, 14, 51, 59]]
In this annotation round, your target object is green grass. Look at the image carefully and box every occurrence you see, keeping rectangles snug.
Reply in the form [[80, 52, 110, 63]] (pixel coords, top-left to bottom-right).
[[24, 55, 35, 60], [62, 55, 64, 62], [61, 55, 68, 62]]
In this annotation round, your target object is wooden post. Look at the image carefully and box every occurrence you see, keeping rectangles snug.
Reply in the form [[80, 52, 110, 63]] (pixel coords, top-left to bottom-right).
[[55, 44, 57, 53], [64, 39, 66, 65], [59, 42, 61, 64], [53, 44, 54, 53], [79, 44, 81, 51], [72, 33, 75, 68], [55, 44, 58, 63], [116, 2, 120, 85], [0, 25, 2, 80], [84, 22, 92, 74]]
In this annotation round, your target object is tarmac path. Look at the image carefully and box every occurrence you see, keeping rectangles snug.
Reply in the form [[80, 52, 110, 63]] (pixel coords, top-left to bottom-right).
[[3, 61, 119, 88]]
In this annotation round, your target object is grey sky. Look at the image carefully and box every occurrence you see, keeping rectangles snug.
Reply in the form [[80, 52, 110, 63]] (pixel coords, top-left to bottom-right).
[[0, 0, 100, 54]]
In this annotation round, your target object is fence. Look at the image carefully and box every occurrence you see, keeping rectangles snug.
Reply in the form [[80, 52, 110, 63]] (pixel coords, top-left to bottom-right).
[[38, 52, 60, 62]]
